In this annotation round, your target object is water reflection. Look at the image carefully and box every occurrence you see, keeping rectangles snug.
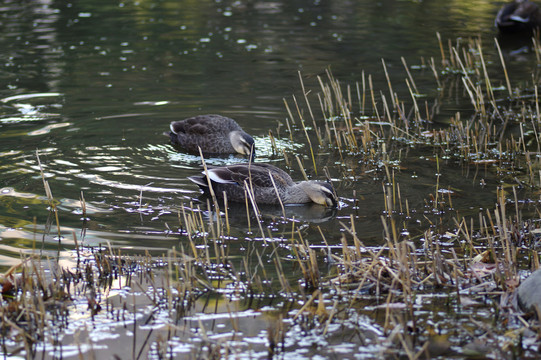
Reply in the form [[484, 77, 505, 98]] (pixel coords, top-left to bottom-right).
[[192, 198, 338, 226]]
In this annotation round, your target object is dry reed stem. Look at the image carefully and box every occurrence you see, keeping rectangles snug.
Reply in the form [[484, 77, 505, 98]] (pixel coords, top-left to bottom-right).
[[495, 38, 513, 98]]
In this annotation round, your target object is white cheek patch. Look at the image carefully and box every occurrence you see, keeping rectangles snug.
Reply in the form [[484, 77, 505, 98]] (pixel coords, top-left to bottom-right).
[[206, 170, 237, 184], [230, 132, 243, 153], [307, 190, 326, 205], [321, 188, 332, 196], [510, 15, 529, 23], [238, 145, 249, 155], [322, 188, 334, 199], [239, 140, 250, 154]]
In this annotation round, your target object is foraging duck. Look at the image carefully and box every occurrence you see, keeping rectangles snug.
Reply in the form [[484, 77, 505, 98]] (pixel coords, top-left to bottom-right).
[[495, 0, 541, 33], [188, 163, 338, 207], [167, 114, 255, 158]]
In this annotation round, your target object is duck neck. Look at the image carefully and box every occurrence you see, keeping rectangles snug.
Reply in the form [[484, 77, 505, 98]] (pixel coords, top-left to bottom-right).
[[229, 131, 245, 154], [283, 183, 311, 204]]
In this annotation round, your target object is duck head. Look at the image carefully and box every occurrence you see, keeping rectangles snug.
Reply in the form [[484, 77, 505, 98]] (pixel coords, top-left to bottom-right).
[[301, 181, 338, 207], [230, 131, 256, 160]]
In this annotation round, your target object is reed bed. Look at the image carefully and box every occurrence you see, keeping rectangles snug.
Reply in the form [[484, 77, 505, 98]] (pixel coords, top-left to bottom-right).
[[275, 33, 541, 357], [282, 35, 541, 189]]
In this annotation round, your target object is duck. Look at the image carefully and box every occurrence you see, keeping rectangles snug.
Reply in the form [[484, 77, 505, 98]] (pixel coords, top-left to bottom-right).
[[167, 114, 255, 159], [188, 163, 338, 207], [495, 0, 541, 33]]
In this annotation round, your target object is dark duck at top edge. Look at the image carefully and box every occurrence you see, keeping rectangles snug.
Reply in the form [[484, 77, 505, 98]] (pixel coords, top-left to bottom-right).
[[496, 0, 541, 34]]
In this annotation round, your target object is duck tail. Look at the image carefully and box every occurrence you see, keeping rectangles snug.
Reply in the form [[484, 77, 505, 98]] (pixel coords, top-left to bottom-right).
[[188, 175, 209, 188], [165, 130, 181, 144]]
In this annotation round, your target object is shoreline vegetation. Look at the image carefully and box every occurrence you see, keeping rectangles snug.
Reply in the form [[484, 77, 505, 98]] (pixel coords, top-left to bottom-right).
[[3, 34, 541, 358]]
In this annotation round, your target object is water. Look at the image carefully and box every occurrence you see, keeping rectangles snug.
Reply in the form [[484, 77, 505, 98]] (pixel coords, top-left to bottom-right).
[[0, 0, 537, 358]]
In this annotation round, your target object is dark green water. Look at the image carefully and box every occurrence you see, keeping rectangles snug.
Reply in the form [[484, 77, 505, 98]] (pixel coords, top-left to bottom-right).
[[0, 0, 529, 264]]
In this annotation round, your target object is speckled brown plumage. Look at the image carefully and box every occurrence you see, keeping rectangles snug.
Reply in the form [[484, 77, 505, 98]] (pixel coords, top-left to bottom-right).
[[167, 114, 255, 158]]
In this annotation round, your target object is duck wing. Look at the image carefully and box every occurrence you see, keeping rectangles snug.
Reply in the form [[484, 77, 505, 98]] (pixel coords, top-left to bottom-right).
[[511, 1, 541, 22], [170, 116, 209, 135], [207, 164, 294, 188], [496, 1, 520, 26], [171, 115, 240, 135]]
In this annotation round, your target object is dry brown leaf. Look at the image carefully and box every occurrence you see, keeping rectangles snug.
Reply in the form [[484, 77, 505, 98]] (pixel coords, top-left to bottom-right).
[[468, 262, 497, 278], [472, 250, 491, 263]]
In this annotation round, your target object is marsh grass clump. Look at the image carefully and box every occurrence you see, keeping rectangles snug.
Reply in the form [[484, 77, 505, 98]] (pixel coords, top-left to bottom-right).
[[317, 188, 541, 357], [268, 33, 541, 358], [281, 35, 541, 191], [0, 258, 72, 357], [0, 242, 227, 358]]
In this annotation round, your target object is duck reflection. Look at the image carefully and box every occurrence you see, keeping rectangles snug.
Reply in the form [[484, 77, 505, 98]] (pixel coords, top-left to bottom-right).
[[191, 195, 338, 224]]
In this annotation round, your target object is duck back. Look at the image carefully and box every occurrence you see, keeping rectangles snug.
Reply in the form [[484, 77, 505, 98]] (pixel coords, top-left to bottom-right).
[[168, 114, 252, 155]]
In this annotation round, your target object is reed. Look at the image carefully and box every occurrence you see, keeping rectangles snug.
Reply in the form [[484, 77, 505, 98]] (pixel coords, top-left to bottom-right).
[[495, 38, 513, 99], [36, 150, 62, 242]]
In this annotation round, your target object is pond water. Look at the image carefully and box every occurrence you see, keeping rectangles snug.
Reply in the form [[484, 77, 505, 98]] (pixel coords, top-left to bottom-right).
[[0, 0, 539, 358]]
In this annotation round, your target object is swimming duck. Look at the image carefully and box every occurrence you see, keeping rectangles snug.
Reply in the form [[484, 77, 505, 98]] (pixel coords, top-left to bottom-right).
[[495, 0, 541, 33], [188, 163, 338, 207], [167, 114, 255, 158]]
